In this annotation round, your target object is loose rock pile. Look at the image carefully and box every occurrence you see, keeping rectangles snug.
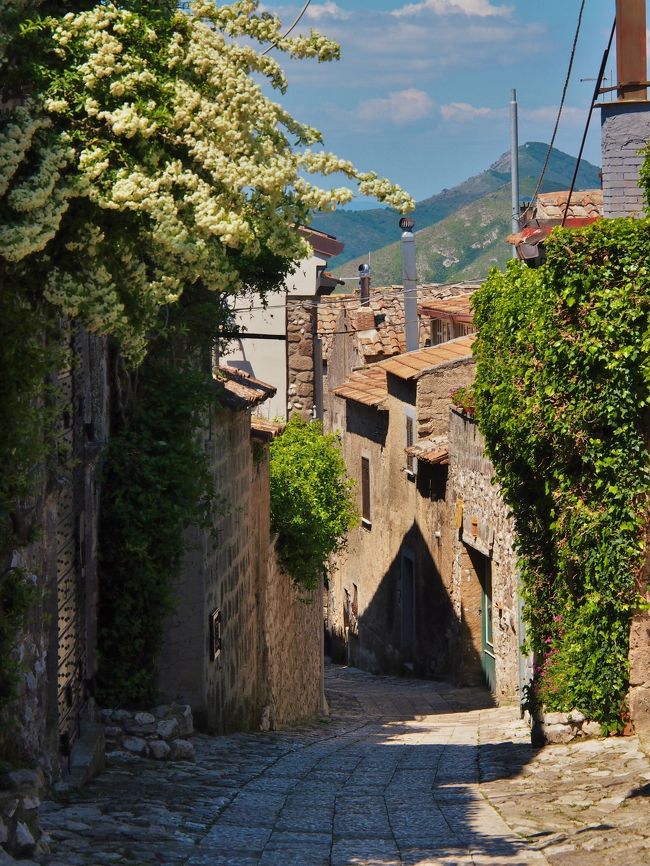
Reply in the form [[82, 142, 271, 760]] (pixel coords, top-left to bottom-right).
[[0, 768, 46, 862], [531, 709, 603, 745], [100, 704, 196, 762]]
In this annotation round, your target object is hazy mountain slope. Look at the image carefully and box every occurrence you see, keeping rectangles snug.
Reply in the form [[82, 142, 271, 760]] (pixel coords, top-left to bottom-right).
[[311, 142, 600, 269], [333, 175, 565, 286]]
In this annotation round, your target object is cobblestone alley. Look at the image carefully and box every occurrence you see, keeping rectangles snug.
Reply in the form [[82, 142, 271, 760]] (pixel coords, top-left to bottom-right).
[[41, 666, 650, 866]]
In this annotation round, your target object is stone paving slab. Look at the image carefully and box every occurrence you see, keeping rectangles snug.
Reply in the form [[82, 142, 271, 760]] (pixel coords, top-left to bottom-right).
[[39, 665, 650, 866]]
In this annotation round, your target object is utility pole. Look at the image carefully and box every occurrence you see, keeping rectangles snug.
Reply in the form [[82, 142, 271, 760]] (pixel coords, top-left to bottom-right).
[[510, 88, 520, 258], [399, 216, 418, 352], [358, 263, 370, 306]]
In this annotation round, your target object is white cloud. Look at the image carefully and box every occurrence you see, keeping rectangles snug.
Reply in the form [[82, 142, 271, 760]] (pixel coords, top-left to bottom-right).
[[440, 101, 506, 122], [439, 101, 587, 128], [522, 106, 586, 126], [356, 89, 435, 125], [304, 2, 351, 21], [392, 0, 512, 19]]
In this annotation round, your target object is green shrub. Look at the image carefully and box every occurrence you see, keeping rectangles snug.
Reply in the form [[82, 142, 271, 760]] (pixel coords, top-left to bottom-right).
[[270, 416, 358, 590]]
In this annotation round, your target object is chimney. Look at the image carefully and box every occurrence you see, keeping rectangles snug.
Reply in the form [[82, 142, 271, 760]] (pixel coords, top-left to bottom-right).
[[601, 0, 650, 217], [358, 263, 370, 306], [399, 217, 418, 352]]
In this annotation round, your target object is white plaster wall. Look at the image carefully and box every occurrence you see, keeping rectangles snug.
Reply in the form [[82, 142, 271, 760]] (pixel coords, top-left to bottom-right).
[[286, 253, 326, 296], [222, 253, 325, 420]]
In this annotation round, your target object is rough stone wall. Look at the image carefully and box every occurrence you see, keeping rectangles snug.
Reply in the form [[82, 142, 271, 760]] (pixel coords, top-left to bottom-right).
[[2, 329, 108, 782], [159, 406, 322, 734], [323, 310, 350, 434], [0, 328, 108, 857], [447, 408, 521, 705], [262, 546, 322, 729], [287, 300, 316, 420], [600, 102, 650, 218], [417, 358, 475, 438], [160, 407, 262, 734]]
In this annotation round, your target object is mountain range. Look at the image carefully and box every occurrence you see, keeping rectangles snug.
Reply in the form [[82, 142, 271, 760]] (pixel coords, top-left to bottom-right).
[[309, 142, 601, 286]]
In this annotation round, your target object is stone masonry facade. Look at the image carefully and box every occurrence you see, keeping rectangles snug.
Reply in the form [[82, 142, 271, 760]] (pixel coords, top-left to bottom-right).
[[600, 102, 650, 218], [447, 408, 521, 705], [158, 400, 322, 735], [286, 299, 316, 420]]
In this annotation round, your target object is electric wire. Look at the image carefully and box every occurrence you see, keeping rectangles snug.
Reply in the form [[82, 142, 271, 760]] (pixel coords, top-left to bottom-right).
[[261, 0, 312, 55], [229, 280, 482, 314], [562, 17, 616, 226], [532, 0, 586, 203], [231, 316, 458, 341]]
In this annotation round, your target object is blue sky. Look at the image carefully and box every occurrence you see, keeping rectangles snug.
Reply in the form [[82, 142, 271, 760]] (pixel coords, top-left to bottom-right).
[[260, 0, 617, 203]]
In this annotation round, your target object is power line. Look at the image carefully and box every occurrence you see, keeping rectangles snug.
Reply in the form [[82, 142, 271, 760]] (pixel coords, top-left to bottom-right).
[[261, 0, 312, 56], [230, 316, 453, 341], [562, 16, 616, 226], [229, 280, 482, 314], [532, 0, 586, 203]]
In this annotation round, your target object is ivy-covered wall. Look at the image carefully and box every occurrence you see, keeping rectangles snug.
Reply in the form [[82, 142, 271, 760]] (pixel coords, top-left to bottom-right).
[[472, 219, 650, 731]]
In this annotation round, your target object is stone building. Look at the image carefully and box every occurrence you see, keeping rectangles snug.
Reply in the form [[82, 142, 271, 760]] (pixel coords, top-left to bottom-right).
[[327, 336, 478, 678], [157, 366, 323, 734], [506, 190, 603, 266], [317, 283, 478, 433], [222, 227, 344, 420], [328, 323, 523, 704]]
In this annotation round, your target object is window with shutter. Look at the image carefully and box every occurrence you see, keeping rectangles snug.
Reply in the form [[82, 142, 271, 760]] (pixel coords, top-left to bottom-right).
[[361, 456, 371, 524], [405, 416, 414, 474]]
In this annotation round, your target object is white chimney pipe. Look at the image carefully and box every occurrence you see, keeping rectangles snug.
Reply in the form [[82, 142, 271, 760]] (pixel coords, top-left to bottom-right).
[[400, 217, 418, 352], [510, 88, 520, 258]]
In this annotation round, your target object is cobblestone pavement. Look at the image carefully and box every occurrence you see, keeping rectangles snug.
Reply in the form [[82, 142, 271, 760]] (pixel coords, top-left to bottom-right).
[[40, 665, 650, 866]]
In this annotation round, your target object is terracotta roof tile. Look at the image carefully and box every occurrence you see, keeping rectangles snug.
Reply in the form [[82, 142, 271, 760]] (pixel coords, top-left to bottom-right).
[[214, 366, 276, 410], [405, 436, 449, 465], [376, 334, 476, 381], [418, 294, 474, 321], [333, 365, 388, 408], [250, 417, 284, 440], [317, 283, 479, 362]]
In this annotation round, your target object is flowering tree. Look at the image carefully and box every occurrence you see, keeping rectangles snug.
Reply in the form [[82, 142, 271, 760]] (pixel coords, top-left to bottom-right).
[[1, 0, 412, 361]]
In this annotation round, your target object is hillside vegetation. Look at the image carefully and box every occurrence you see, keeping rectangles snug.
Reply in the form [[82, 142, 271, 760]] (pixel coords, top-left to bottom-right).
[[336, 175, 566, 285], [310, 142, 601, 282]]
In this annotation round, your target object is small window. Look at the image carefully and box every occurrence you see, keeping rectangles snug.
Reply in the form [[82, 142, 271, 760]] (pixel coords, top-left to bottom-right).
[[361, 456, 371, 525], [431, 318, 454, 346], [322, 358, 328, 375], [405, 415, 414, 474], [457, 322, 477, 337]]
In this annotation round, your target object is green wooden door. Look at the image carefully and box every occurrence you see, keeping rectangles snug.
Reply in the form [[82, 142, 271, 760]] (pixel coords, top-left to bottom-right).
[[481, 558, 496, 692]]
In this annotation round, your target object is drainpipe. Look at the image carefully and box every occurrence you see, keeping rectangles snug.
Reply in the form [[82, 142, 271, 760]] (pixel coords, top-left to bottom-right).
[[510, 88, 520, 258], [399, 216, 418, 352]]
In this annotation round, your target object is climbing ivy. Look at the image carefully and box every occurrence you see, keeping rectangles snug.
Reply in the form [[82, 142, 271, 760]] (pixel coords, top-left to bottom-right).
[[0, 283, 60, 714], [472, 219, 650, 728], [97, 358, 217, 708], [270, 416, 358, 591]]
